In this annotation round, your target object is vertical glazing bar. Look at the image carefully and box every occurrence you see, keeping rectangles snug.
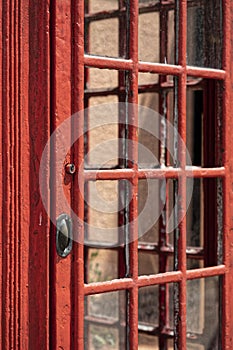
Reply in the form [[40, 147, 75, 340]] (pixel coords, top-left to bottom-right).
[[177, 0, 187, 348], [83, 2, 90, 344], [174, 0, 187, 349], [128, 0, 139, 349], [118, 1, 128, 348], [84, 0, 90, 163], [222, 0, 232, 349], [72, 0, 84, 349], [118, 0, 128, 277], [173, 1, 179, 348], [159, 3, 169, 349]]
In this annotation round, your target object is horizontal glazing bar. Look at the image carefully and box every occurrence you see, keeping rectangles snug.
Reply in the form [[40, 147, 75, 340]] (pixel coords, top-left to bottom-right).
[[84, 272, 182, 296], [139, 63, 226, 79], [84, 278, 134, 295], [84, 266, 225, 296], [84, 55, 226, 79], [84, 55, 133, 70], [84, 55, 182, 76], [187, 66, 226, 80], [189, 166, 225, 177], [84, 169, 134, 181], [186, 265, 226, 279], [139, 167, 226, 179], [138, 271, 182, 286], [138, 62, 182, 75], [84, 167, 225, 181]]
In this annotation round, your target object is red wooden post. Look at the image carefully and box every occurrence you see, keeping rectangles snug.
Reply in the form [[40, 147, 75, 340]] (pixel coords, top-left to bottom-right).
[[0, 0, 50, 349]]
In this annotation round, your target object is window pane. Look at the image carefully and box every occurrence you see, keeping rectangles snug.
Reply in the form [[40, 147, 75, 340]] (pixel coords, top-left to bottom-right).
[[187, 0, 222, 69], [187, 276, 221, 349]]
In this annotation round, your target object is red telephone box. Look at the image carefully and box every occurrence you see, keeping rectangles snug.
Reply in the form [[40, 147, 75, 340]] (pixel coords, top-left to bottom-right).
[[1, 0, 233, 349]]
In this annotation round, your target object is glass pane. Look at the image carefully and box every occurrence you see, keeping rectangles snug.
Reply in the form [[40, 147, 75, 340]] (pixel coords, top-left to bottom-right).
[[187, 0, 222, 69], [187, 345, 204, 350], [89, 0, 118, 13], [186, 88, 202, 167], [85, 1, 128, 59], [186, 79, 223, 168], [86, 68, 118, 89], [186, 178, 203, 248], [138, 179, 162, 243], [138, 73, 159, 86], [138, 74, 175, 168], [86, 96, 119, 168], [86, 292, 119, 321], [85, 324, 119, 350], [84, 69, 131, 170], [139, 283, 174, 331], [138, 334, 159, 349], [85, 180, 131, 245], [139, 285, 159, 326], [187, 276, 221, 349], [139, 12, 160, 62], [85, 291, 126, 349], [86, 248, 118, 283], [138, 5, 174, 64], [186, 178, 223, 267], [138, 252, 159, 276], [138, 336, 173, 349], [88, 19, 119, 57]]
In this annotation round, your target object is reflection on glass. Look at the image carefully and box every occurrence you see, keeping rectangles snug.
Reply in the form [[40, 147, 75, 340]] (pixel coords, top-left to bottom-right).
[[85, 324, 119, 350], [85, 291, 126, 350], [138, 252, 159, 276], [187, 276, 220, 349], [88, 19, 119, 58], [138, 334, 174, 349], [186, 177, 223, 267], [139, 12, 160, 63], [86, 292, 119, 321], [138, 179, 162, 244], [186, 178, 202, 249], [87, 96, 119, 168], [85, 0, 127, 59], [138, 8, 174, 64], [89, 0, 118, 13], [86, 180, 131, 245], [139, 285, 159, 326], [87, 68, 118, 89], [187, 1, 222, 68], [87, 249, 118, 283], [138, 334, 159, 349]]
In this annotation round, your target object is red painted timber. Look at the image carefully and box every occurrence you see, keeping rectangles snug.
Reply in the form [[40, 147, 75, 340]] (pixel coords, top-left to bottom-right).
[[1, 0, 50, 349]]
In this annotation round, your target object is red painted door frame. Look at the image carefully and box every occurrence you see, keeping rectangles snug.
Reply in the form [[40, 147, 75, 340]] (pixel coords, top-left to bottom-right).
[[0, 1, 50, 349]]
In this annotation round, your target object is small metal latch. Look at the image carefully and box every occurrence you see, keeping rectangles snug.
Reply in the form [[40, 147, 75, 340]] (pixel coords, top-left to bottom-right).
[[65, 163, 76, 174], [56, 214, 73, 258]]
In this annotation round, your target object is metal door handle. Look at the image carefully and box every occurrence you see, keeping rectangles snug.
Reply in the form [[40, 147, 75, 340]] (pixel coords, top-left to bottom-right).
[[56, 213, 73, 257]]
